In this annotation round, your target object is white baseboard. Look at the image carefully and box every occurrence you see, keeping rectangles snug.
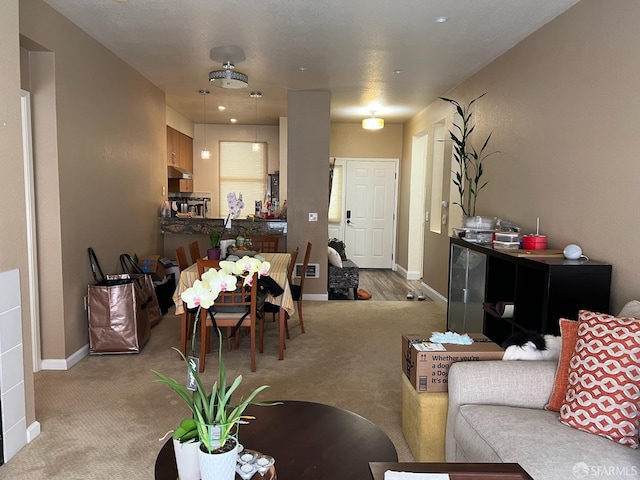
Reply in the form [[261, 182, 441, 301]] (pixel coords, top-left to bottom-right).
[[420, 281, 448, 310], [303, 293, 329, 301], [395, 264, 421, 281], [27, 421, 40, 442], [40, 344, 89, 371]]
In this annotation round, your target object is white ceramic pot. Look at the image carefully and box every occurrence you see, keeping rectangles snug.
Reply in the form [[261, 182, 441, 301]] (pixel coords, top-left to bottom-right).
[[172, 438, 201, 480], [199, 438, 238, 480]]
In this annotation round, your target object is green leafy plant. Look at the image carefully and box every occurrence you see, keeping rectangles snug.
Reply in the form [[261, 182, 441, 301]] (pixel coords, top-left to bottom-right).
[[209, 214, 231, 249], [440, 93, 499, 217], [173, 417, 199, 443], [153, 338, 276, 454]]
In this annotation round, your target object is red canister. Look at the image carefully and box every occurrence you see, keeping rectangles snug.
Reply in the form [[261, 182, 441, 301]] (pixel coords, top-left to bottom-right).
[[522, 234, 547, 250]]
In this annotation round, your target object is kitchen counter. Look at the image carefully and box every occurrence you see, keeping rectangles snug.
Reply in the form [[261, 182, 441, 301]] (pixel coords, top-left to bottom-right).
[[159, 217, 286, 236]]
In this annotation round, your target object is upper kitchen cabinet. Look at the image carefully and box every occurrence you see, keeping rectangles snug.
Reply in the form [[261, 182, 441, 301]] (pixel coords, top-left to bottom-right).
[[166, 126, 193, 174], [167, 125, 194, 193]]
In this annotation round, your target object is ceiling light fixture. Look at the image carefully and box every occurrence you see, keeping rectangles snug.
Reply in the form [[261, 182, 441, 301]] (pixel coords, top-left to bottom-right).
[[435, 16, 449, 23], [199, 89, 210, 160], [209, 61, 248, 89], [251, 91, 262, 152], [362, 111, 384, 130]]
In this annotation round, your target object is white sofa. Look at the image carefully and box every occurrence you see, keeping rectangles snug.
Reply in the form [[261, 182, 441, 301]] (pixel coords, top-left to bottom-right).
[[446, 360, 640, 480]]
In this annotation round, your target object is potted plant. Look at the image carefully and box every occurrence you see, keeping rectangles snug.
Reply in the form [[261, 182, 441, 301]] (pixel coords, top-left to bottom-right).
[[440, 93, 499, 221], [207, 214, 231, 260], [153, 256, 276, 480]]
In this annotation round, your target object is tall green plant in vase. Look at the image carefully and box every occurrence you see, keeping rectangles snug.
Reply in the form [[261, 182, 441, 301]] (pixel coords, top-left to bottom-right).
[[440, 93, 499, 218], [153, 256, 278, 480]]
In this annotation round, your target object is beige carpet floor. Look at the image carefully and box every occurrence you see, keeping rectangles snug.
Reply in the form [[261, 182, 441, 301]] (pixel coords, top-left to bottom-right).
[[3, 300, 446, 479]]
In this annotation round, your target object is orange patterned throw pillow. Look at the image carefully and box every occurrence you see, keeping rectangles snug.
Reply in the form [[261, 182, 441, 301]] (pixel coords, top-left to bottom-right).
[[545, 318, 579, 411], [559, 310, 640, 448]]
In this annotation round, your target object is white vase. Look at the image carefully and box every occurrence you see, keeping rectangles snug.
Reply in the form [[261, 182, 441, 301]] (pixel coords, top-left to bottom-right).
[[172, 438, 201, 480], [199, 439, 238, 480]]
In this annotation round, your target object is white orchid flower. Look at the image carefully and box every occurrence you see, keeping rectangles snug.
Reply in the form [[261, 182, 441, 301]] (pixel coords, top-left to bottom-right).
[[180, 279, 218, 310], [202, 268, 238, 293]]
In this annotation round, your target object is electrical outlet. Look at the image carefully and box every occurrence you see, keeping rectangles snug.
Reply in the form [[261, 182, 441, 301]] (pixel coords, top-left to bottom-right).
[[308, 212, 318, 222]]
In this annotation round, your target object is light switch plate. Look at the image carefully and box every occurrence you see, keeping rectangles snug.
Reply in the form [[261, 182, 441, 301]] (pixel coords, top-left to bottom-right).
[[309, 212, 318, 222]]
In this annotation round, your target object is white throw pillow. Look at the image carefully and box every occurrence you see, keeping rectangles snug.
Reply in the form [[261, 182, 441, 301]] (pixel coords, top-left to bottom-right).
[[618, 300, 640, 318], [328, 246, 343, 268]]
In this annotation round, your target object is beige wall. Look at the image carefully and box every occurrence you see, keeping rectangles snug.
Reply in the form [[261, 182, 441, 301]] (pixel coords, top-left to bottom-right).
[[192, 124, 280, 216], [404, 0, 640, 313], [20, 0, 167, 364], [287, 91, 331, 296], [330, 123, 403, 159], [1, 0, 36, 427]]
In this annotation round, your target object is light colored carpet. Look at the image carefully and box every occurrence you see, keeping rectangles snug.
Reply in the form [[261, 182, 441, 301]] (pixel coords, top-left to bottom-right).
[[3, 300, 446, 479]]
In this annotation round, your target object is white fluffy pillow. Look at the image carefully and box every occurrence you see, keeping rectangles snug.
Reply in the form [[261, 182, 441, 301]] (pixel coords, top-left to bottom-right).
[[328, 246, 342, 268], [618, 300, 640, 318]]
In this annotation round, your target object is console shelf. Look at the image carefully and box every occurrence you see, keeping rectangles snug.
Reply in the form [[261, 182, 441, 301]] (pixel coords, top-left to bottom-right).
[[447, 237, 612, 346]]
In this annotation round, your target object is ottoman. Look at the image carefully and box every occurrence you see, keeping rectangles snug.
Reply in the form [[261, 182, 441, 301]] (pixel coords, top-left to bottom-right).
[[401, 374, 448, 462]]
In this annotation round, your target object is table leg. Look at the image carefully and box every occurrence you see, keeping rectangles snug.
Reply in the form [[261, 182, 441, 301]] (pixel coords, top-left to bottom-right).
[[278, 306, 286, 360]]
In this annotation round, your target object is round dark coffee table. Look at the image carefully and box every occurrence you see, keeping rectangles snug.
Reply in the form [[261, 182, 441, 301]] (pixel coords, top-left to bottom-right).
[[155, 400, 398, 479]]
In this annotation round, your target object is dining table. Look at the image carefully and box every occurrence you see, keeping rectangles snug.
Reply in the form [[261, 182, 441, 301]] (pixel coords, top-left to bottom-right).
[[172, 252, 295, 360]]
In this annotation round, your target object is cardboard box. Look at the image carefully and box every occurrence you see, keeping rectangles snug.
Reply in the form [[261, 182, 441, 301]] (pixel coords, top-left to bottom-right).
[[137, 255, 170, 281], [402, 334, 504, 392]]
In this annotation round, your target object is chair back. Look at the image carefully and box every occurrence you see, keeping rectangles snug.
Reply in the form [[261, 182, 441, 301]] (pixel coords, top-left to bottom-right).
[[298, 242, 313, 293], [251, 236, 279, 253], [287, 247, 299, 285], [175, 246, 189, 271], [188, 240, 201, 265], [196, 258, 221, 275]]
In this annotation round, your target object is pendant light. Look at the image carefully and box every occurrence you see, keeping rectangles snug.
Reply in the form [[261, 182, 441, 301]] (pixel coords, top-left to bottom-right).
[[362, 111, 384, 130], [251, 91, 262, 152], [199, 89, 210, 159]]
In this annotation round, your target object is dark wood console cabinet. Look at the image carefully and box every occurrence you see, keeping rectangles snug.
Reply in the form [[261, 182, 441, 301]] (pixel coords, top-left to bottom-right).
[[447, 237, 612, 346]]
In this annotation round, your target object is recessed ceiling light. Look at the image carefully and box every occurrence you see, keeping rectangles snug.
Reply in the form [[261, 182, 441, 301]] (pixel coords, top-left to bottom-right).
[[230, 118, 237, 123], [299, 67, 307, 72], [218, 105, 226, 111], [393, 69, 403, 75], [435, 16, 449, 23], [113, 0, 128, 3]]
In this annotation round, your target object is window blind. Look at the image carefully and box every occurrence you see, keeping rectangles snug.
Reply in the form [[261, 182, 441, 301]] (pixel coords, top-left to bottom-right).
[[219, 141, 267, 216]]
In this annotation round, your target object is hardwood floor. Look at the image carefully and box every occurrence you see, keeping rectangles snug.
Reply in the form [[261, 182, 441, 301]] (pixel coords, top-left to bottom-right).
[[337, 269, 428, 301]]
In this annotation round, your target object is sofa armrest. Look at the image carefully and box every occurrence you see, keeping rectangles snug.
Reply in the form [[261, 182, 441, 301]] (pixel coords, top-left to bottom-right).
[[445, 360, 557, 460]]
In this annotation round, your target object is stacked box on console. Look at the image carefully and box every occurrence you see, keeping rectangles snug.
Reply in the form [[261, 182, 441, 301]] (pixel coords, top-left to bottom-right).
[[402, 334, 504, 392]]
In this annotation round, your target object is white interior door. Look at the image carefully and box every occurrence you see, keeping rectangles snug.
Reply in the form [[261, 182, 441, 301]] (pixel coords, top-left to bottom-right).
[[344, 159, 397, 268]]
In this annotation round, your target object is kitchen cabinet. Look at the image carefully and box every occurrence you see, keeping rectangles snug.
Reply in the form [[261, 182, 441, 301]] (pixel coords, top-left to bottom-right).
[[168, 178, 193, 193], [447, 242, 487, 334], [166, 126, 193, 173], [447, 237, 612, 346]]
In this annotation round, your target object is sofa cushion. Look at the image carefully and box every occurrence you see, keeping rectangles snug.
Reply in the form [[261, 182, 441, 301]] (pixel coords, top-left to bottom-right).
[[545, 318, 579, 412], [454, 404, 639, 480], [559, 310, 640, 448]]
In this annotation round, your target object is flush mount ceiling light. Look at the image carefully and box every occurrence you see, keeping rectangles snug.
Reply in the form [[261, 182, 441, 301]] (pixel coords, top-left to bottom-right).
[[199, 89, 210, 159], [362, 111, 384, 130], [209, 61, 248, 89]]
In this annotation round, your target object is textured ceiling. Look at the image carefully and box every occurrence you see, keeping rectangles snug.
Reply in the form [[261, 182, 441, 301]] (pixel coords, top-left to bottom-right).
[[41, 0, 580, 126]]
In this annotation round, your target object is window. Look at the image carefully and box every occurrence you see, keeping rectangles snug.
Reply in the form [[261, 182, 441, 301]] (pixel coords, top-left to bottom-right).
[[219, 141, 267, 216], [328, 163, 343, 222]]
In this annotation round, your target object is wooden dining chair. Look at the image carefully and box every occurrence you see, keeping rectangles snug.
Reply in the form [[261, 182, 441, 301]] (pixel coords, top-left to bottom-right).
[[250, 235, 279, 253], [290, 242, 312, 334], [260, 247, 299, 349], [188, 240, 201, 265], [175, 246, 190, 271], [197, 259, 259, 372]]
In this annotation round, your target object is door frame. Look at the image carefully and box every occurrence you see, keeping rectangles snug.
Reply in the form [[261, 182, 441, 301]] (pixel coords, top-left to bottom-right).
[[330, 157, 399, 269], [21, 90, 41, 372]]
